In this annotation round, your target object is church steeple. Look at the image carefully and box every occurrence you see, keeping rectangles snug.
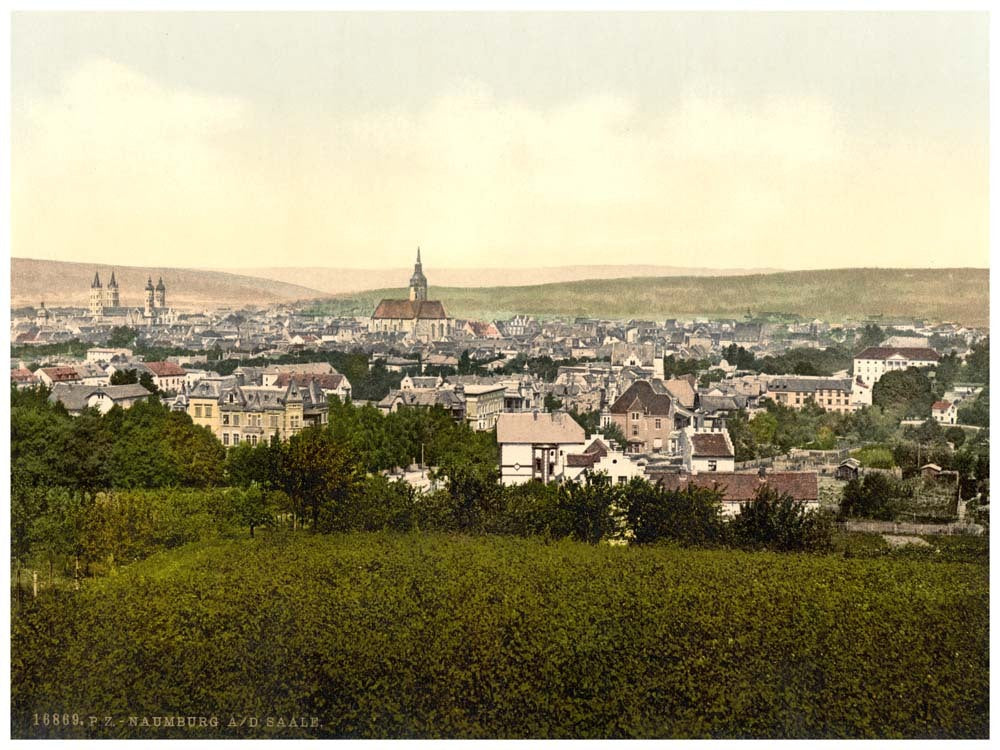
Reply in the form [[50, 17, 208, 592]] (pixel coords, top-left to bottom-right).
[[409, 246, 428, 302]]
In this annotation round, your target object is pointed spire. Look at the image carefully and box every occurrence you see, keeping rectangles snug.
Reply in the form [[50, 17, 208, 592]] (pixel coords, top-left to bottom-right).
[[92, 272, 102, 288], [109, 271, 118, 287], [145, 276, 154, 290], [416, 246, 421, 264]]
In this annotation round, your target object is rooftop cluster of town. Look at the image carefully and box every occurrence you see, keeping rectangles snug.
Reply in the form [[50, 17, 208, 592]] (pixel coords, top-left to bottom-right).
[[12, 252, 987, 508]]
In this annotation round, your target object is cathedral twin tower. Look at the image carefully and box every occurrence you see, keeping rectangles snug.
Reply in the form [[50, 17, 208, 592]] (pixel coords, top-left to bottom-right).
[[90, 271, 166, 317]]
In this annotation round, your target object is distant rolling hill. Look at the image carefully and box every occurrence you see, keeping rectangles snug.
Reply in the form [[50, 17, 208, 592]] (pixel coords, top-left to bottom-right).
[[307, 268, 990, 327], [11, 258, 331, 310], [220, 264, 783, 295]]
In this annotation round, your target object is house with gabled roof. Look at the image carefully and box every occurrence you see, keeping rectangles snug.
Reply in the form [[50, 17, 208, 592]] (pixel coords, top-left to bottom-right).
[[496, 411, 586, 485], [185, 376, 327, 446], [608, 380, 691, 455], [49, 383, 151, 415]]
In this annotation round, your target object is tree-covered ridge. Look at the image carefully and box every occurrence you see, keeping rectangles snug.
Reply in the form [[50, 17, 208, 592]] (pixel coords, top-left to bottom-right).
[[305, 268, 990, 326]]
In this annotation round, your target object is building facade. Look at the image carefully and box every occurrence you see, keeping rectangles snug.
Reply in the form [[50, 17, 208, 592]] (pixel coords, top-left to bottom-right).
[[462, 384, 506, 431], [496, 411, 586, 485], [370, 249, 454, 341], [185, 378, 327, 446], [853, 346, 940, 387], [766, 376, 858, 414]]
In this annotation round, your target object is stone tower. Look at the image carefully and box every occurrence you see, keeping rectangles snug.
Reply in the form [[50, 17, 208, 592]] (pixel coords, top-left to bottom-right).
[[144, 277, 155, 318], [408, 247, 428, 302], [105, 271, 120, 309], [89, 272, 103, 316], [36, 301, 50, 326], [155, 277, 166, 309]]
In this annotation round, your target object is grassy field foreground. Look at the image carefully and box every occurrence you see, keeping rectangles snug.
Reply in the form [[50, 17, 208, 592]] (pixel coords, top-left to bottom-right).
[[11, 532, 989, 739]]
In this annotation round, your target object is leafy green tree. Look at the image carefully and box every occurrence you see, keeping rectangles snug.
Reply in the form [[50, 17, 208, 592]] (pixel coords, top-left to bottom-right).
[[556, 475, 621, 544], [544, 393, 563, 412], [934, 352, 962, 394], [730, 486, 833, 551], [872, 368, 935, 419], [964, 337, 989, 383], [228, 486, 273, 538], [109, 369, 139, 385], [698, 369, 727, 388], [725, 412, 758, 462], [138, 371, 159, 395], [944, 426, 966, 449], [857, 324, 884, 350], [624, 480, 725, 546], [279, 427, 361, 532], [840, 473, 906, 520], [958, 388, 989, 427], [601, 420, 627, 449], [107, 326, 137, 348]]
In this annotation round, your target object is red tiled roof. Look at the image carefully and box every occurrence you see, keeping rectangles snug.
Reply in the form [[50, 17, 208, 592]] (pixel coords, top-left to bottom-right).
[[10, 368, 36, 383], [648, 471, 818, 503], [690, 432, 733, 458], [373, 299, 449, 320], [39, 367, 82, 382], [931, 401, 952, 411], [854, 347, 940, 362], [144, 361, 187, 377]]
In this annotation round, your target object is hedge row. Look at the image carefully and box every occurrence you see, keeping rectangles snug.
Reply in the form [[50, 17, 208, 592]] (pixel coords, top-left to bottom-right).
[[12, 532, 989, 739]]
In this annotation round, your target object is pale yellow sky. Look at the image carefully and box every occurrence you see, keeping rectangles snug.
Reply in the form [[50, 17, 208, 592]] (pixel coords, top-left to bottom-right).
[[10, 12, 989, 270]]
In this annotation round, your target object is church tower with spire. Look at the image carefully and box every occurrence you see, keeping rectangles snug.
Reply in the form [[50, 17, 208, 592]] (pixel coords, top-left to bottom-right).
[[105, 271, 120, 309], [144, 277, 155, 318], [90, 272, 103, 317], [408, 247, 428, 302], [155, 277, 166, 309]]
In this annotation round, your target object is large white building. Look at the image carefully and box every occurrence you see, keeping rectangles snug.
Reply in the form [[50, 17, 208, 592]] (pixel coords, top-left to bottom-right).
[[853, 346, 940, 387], [496, 411, 586, 485]]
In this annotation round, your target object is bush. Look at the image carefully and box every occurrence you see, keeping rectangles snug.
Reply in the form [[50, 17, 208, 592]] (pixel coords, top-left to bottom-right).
[[851, 446, 895, 469], [840, 473, 909, 521], [623, 480, 726, 547], [729, 486, 833, 552]]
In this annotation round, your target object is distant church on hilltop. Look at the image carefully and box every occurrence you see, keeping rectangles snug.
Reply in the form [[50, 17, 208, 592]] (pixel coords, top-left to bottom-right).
[[89, 270, 173, 324], [370, 248, 452, 341]]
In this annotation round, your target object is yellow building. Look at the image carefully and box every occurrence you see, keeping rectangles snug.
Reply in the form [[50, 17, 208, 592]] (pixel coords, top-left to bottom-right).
[[185, 378, 328, 446]]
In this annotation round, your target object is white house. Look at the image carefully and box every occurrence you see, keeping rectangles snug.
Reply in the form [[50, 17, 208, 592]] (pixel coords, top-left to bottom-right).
[[931, 400, 958, 425], [562, 435, 648, 485], [496, 411, 586, 485], [853, 346, 940, 387], [86, 347, 133, 363], [679, 427, 735, 474], [49, 383, 152, 415]]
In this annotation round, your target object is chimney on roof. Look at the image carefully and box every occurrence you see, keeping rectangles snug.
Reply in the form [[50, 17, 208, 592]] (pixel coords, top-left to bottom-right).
[[533, 409, 539, 421]]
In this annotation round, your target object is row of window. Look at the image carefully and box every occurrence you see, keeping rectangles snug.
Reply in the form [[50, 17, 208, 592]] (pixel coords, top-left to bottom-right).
[[193, 404, 214, 418]]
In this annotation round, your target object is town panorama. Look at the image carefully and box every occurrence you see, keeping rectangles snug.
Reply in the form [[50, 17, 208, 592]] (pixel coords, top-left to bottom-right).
[[10, 10, 988, 742]]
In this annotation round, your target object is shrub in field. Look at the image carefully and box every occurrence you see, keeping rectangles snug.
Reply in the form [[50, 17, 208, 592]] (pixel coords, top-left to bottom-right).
[[729, 486, 833, 552], [840, 473, 909, 520], [11, 533, 988, 739], [623, 480, 726, 547]]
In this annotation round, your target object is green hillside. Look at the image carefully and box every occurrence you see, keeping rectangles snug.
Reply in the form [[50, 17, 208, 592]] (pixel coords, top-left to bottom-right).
[[13, 532, 988, 739], [306, 268, 989, 326]]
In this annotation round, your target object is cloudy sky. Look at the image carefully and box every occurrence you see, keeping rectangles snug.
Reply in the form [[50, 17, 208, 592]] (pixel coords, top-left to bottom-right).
[[10, 12, 989, 271]]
